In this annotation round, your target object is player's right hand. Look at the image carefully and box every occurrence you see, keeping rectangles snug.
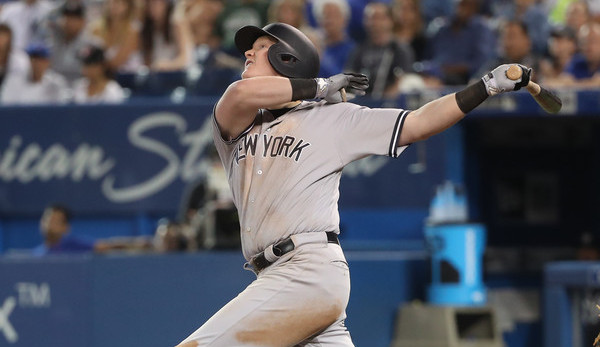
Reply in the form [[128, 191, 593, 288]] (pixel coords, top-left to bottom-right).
[[482, 64, 531, 96], [315, 73, 369, 103]]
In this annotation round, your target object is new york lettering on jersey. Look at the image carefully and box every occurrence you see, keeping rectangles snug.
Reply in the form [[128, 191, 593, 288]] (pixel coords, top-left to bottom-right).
[[233, 133, 311, 164]]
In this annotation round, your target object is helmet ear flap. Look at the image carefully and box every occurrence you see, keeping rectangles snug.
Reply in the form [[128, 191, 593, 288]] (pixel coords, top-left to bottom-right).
[[268, 42, 303, 78]]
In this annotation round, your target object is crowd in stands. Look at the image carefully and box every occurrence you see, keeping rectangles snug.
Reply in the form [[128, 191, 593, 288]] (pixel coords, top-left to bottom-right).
[[0, 0, 598, 105]]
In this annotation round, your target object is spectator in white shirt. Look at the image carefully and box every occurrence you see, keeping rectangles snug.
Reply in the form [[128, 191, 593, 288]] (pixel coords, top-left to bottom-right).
[[1, 42, 70, 104], [72, 44, 126, 104], [0, 0, 54, 50], [49, 1, 91, 86], [0, 23, 31, 87]]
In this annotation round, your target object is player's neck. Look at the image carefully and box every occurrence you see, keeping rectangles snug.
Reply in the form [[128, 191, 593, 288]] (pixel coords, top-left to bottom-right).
[[271, 100, 301, 110]]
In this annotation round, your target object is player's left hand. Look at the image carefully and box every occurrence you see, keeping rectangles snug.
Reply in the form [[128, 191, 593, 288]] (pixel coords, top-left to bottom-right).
[[482, 64, 531, 96], [316, 73, 369, 103]]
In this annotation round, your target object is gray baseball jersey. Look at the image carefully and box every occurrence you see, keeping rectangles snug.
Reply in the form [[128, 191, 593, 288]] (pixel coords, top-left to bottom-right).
[[213, 100, 409, 260]]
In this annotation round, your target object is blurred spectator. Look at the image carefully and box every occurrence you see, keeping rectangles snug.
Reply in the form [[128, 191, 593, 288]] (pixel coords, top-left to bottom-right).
[[312, 0, 356, 77], [72, 44, 126, 103], [89, 0, 143, 73], [561, 22, 600, 87], [186, 0, 224, 50], [0, 0, 53, 50], [140, 0, 194, 71], [268, 0, 306, 29], [496, 0, 550, 55], [184, 0, 242, 94], [214, 0, 269, 55], [420, 0, 453, 24], [31, 203, 146, 255], [1, 42, 69, 104], [48, 1, 91, 85], [392, 0, 426, 62], [476, 20, 540, 81], [565, 0, 591, 34], [424, 0, 494, 85], [0, 23, 30, 87], [346, 2, 414, 98], [32, 203, 99, 255], [539, 25, 578, 82], [153, 219, 188, 252]]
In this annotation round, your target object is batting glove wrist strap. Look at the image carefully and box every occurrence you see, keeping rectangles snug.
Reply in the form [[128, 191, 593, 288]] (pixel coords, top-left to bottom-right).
[[314, 78, 330, 99], [482, 64, 532, 96], [289, 78, 318, 101], [455, 80, 488, 114]]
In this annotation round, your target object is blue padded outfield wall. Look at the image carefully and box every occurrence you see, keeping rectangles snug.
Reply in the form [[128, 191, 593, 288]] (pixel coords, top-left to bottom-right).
[[0, 251, 428, 347]]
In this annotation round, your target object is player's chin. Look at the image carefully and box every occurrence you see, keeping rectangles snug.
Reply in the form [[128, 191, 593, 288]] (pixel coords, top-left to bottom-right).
[[241, 68, 253, 79]]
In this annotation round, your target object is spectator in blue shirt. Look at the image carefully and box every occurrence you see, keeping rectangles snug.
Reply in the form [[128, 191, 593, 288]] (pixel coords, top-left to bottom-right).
[[32, 204, 94, 256], [312, 0, 356, 77], [31, 203, 138, 255], [563, 22, 600, 86], [424, 0, 494, 85]]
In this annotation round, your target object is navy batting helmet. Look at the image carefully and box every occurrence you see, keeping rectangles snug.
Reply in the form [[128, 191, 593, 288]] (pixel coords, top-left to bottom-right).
[[234, 23, 320, 79]]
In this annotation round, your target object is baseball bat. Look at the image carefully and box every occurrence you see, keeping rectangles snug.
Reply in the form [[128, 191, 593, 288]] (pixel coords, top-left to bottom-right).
[[506, 65, 562, 114]]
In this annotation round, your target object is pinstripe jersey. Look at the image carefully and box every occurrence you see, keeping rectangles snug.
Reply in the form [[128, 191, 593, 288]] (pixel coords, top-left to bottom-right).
[[213, 100, 409, 260]]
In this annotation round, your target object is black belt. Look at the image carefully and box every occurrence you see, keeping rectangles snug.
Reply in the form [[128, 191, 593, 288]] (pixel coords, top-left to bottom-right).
[[250, 232, 339, 273]]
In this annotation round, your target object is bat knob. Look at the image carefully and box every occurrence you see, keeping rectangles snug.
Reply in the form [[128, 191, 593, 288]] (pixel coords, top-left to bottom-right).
[[506, 65, 523, 81]]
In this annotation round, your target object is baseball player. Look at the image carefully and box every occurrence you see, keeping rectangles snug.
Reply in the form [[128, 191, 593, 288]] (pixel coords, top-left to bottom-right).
[[176, 23, 531, 347]]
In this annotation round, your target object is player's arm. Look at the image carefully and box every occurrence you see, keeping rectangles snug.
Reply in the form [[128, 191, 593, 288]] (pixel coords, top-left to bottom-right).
[[398, 64, 531, 146], [215, 76, 294, 140], [215, 73, 369, 141]]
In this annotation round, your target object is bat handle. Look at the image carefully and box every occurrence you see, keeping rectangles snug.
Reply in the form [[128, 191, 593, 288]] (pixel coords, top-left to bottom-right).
[[506, 64, 540, 96], [526, 81, 541, 96]]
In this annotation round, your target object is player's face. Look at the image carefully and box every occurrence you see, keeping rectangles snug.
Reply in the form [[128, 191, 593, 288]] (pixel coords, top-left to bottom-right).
[[242, 36, 279, 79]]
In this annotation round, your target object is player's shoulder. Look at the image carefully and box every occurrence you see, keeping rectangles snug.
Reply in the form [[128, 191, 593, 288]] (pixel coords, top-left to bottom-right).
[[293, 100, 364, 114]]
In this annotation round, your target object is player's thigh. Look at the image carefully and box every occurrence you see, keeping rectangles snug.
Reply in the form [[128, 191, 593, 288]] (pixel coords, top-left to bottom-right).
[[179, 244, 350, 347]]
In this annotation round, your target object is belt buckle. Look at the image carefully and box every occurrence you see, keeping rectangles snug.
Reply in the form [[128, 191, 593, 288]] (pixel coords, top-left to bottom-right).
[[272, 238, 295, 257]]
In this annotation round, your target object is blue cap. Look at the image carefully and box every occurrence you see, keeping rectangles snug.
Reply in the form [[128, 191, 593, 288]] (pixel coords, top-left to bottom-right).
[[26, 43, 50, 58]]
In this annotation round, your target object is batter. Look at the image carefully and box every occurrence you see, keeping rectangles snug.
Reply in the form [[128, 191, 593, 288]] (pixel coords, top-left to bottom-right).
[[176, 22, 531, 347]]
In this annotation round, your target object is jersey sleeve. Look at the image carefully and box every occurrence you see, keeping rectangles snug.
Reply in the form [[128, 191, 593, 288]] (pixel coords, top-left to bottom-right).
[[212, 106, 255, 166], [328, 103, 410, 165]]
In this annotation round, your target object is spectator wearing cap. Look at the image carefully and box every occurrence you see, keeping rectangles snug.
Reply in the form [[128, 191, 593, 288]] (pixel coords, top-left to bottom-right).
[[49, 1, 92, 86], [1, 42, 69, 104], [0, 0, 54, 50], [72, 45, 126, 103], [0, 23, 31, 87], [539, 25, 578, 82]]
